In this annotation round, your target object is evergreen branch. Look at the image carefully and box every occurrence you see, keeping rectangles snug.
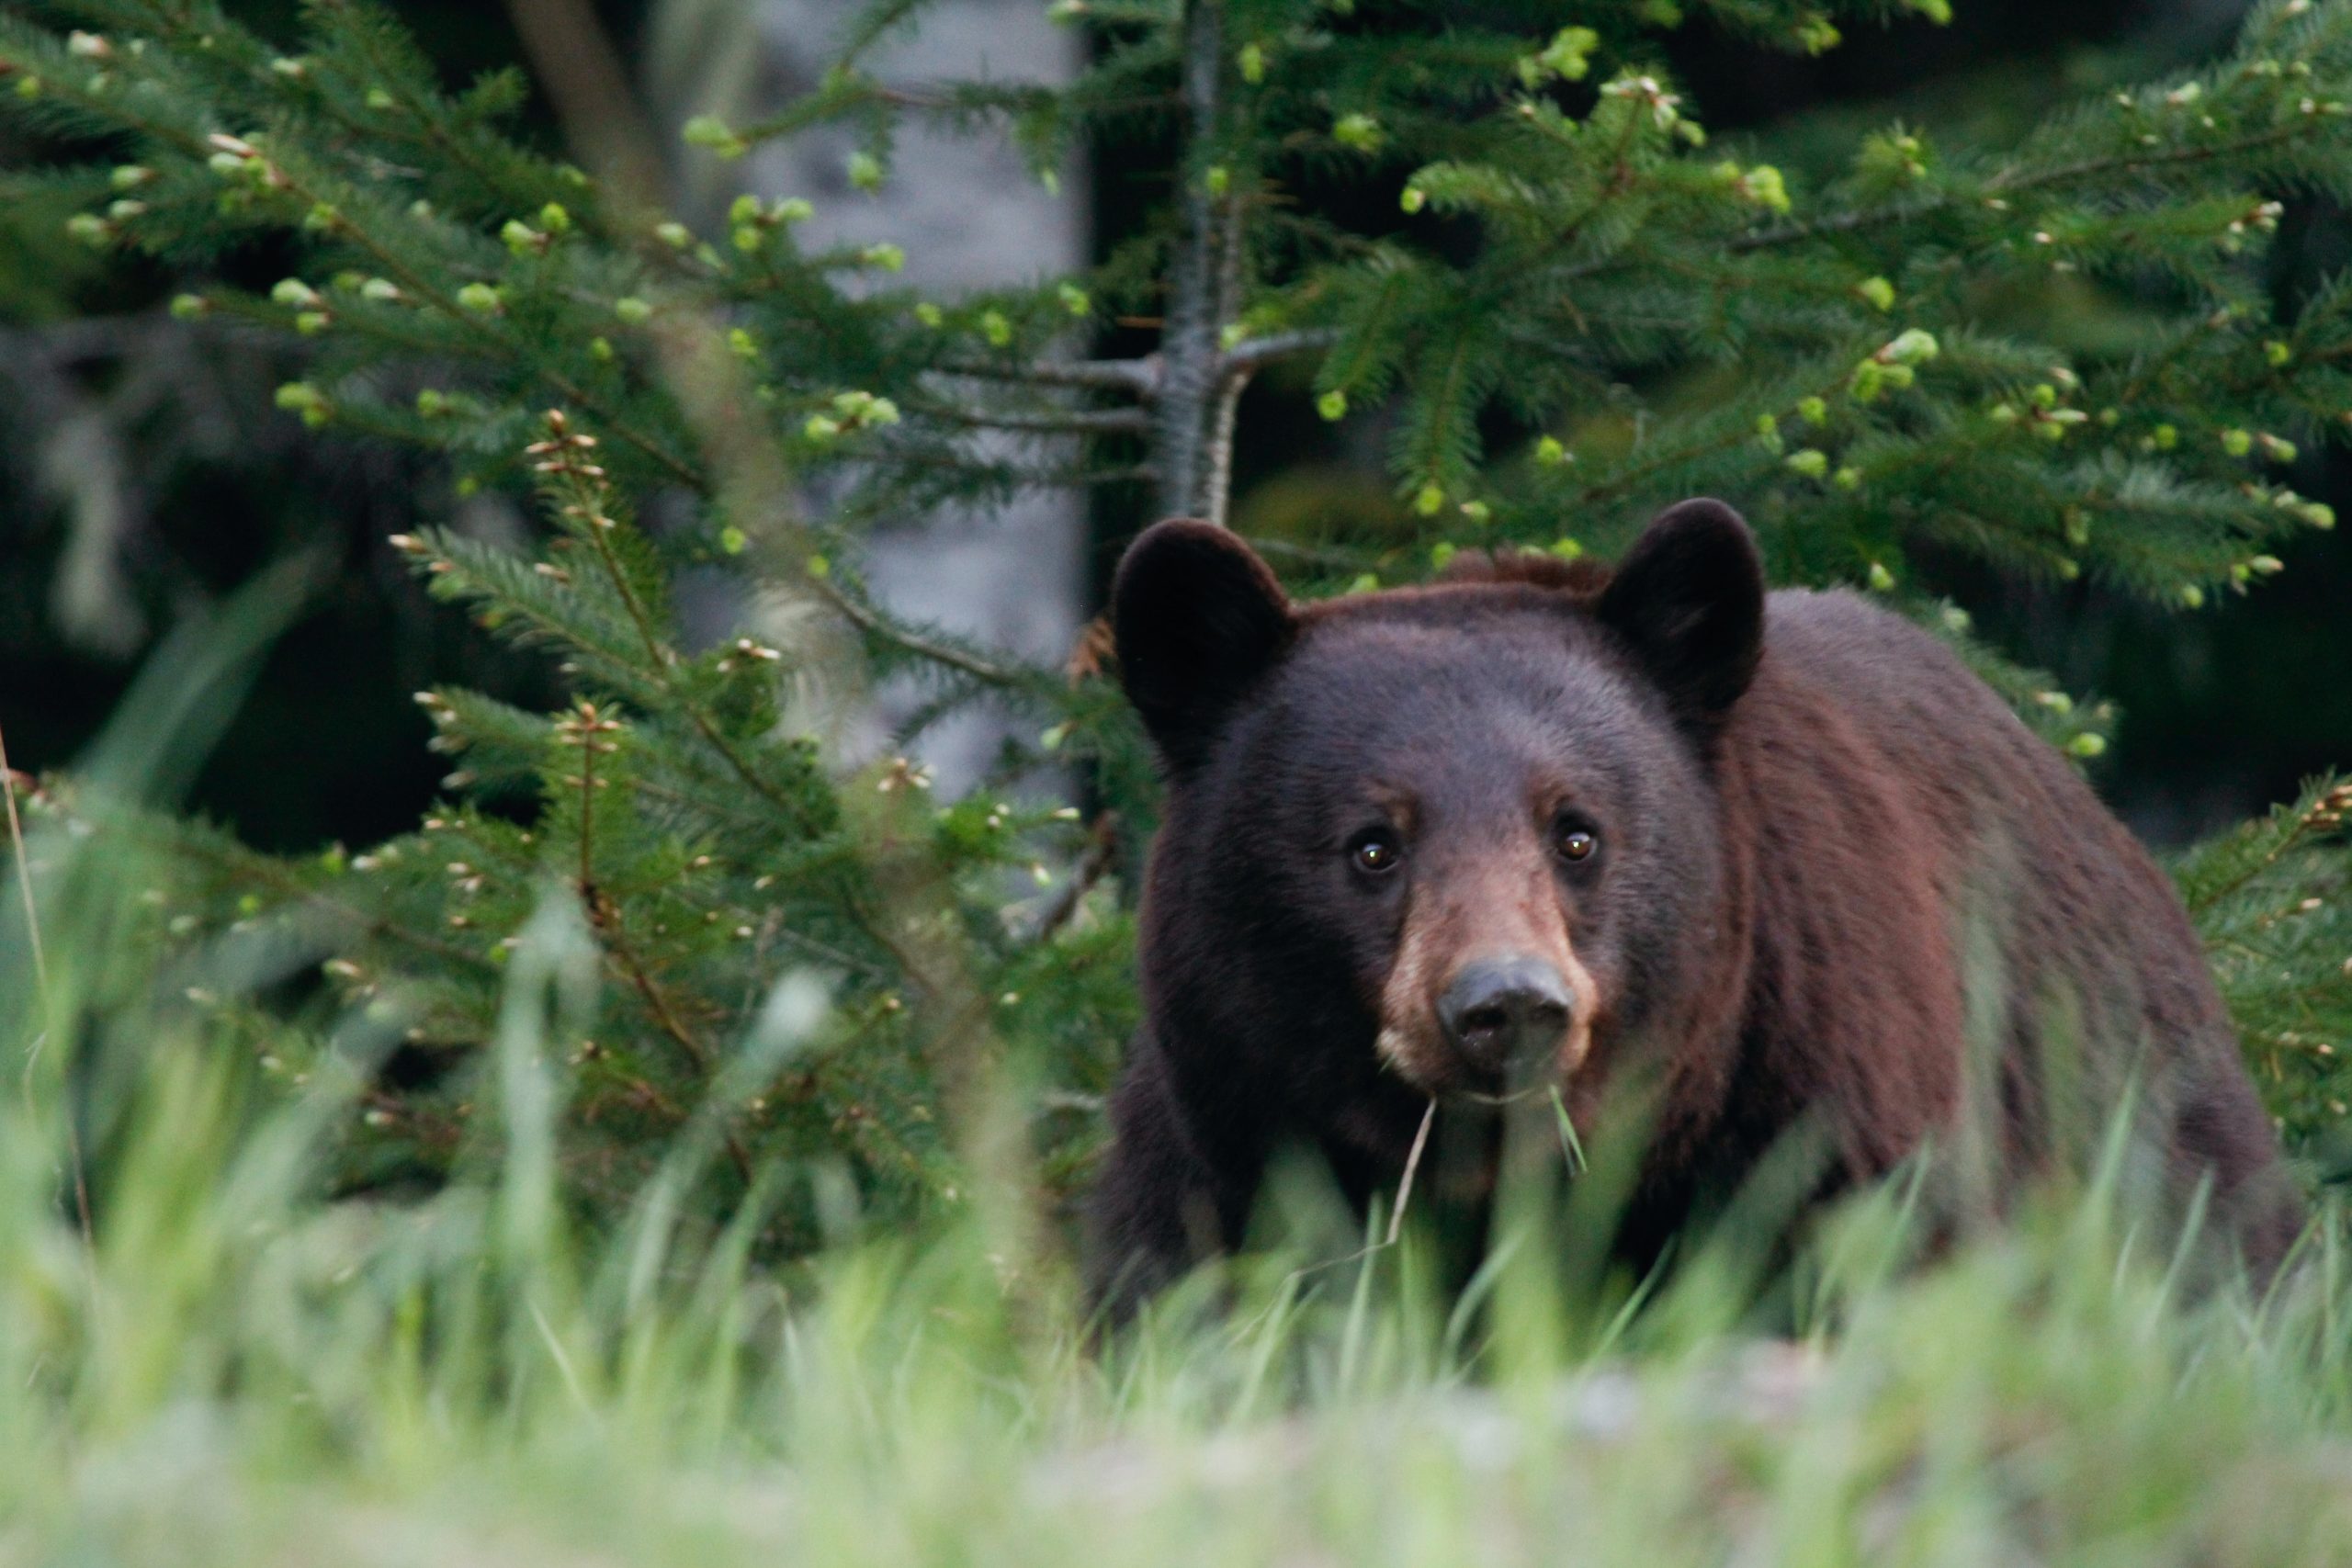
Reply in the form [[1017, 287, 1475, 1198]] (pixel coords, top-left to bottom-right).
[[912, 399, 1152, 435], [1219, 329, 1339, 378], [932, 355, 1162, 395], [805, 576, 1025, 688], [2187, 780, 2352, 918], [1731, 124, 2317, 255]]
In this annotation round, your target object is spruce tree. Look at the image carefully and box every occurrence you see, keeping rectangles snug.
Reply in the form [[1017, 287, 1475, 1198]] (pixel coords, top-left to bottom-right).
[[2, 0, 2347, 1242]]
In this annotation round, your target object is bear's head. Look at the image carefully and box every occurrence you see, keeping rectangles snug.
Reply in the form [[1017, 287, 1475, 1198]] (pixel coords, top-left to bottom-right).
[[1114, 500, 1764, 1141]]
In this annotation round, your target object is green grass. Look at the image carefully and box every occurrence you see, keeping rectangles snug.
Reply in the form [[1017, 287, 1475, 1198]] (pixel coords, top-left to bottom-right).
[[6, 809, 2352, 1567]]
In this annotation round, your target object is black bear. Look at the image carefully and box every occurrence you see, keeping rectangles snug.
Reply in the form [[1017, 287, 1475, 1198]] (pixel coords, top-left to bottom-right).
[[1087, 499, 2302, 1317]]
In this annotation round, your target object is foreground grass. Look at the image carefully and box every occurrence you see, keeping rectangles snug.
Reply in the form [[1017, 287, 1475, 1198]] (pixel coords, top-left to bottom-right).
[[4, 810, 2351, 1565]]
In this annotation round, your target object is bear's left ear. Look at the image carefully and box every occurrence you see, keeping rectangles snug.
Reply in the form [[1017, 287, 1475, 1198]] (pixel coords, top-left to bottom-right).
[[1114, 519, 1297, 775], [1596, 498, 1765, 736]]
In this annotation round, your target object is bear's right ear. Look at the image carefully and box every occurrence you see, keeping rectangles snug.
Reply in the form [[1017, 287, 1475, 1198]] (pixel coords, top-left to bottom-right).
[[1596, 498, 1765, 738], [1113, 519, 1296, 775]]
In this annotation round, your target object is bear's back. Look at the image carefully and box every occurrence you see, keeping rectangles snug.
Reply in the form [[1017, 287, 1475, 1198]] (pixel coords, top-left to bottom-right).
[[1728, 587, 2295, 1258]]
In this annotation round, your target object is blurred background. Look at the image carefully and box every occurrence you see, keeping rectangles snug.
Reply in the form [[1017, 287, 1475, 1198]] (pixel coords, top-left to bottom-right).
[[4, 0, 2347, 852]]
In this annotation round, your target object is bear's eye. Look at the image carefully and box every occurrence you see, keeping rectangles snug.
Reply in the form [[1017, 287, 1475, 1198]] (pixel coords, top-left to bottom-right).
[[1554, 823, 1599, 863], [1350, 831, 1403, 874]]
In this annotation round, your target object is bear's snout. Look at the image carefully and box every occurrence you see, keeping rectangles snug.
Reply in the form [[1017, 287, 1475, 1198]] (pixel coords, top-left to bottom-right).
[[1438, 957, 1573, 1082]]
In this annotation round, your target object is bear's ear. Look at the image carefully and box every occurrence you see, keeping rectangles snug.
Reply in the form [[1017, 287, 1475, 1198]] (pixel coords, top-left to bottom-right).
[[1113, 518, 1296, 774], [1596, 498, 1765, 736]]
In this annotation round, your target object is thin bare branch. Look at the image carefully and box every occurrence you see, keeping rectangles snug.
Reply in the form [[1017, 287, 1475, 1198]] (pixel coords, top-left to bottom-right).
[[932, 355, 1163, 397], [1218, 328, 1338, 378], [915, 400, 1153, 436]]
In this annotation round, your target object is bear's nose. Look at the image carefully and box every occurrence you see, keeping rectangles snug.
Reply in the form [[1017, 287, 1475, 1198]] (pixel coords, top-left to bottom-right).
[[1437, 957, 1573, 1079]]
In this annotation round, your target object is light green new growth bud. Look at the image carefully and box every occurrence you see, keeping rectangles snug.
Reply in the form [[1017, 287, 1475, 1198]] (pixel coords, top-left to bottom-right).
[[719, 526, 746, 556], [2265, 340, 2291, 367], [1333, 114, 1383, 152], [1400, 186, 1426, 214], [270, 278, 321, 308], [683, 116, 745, 158], [2259, 434, 2298, 463], [1205, 165, 1230, 198], [914, 302, 944, 327], [1535, 435, 1571, 466], [1347, 573, 1380, 594], [589, 337, 614, 362], [1058, 282, 1091, 317], [1239, 42, 1265, 84], [415, 389, 448, 417], [981, 310, 1012, 347], [848, 151, 885, 190], [1833, 467, 1860, 491], [295, 310, 330, 335], [274, 381, 322, 412], [539, 203, 571, 234], [656, 221, 692, 248], [1798, 396, 1828, 424], [64, 214, 112, 246], [864, 243, 906, 272], [733, 227, 763, 254], [2179, 584, 2206, 609], [366, 86, 395, 109], [1785, 449, 1829, 479], [1866, 561, 1896, 592], [2221, 428, 2254, 457], [169, 293, 209, 321], [456, 282, 503, 313], [728, 328, 758, 359], [2066, 733, 2108, 758], [501, 220, 540, 254], [1317, 389, 1349, 422], [361, 277, 402, 302], [1883, 328, 1939, 366], [2036, 690, 2074, 714], [1414, 483, 1445, 516], [1739, 164, 1791, 213], [1550, 537, 1585, 559], [1856, 276, 1895, 312], [1941, 605, 1972, 633], [1459, 501, 1491, 525], [1430, 542, 1457, 570], [614, 297, 652, 324], [109, 164, 151, 190], [804, 415, 841, 442]]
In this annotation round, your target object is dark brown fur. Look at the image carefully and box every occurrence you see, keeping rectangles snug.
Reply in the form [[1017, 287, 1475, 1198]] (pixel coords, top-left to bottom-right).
[[1088, 502, 2301, 1319]]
